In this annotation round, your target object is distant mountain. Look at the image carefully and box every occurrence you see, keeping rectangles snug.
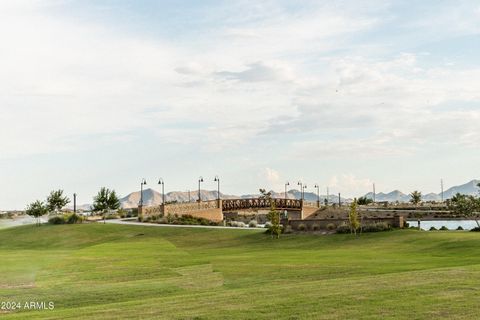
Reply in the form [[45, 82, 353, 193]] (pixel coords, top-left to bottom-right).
[[363, 179, 480, 203], [364, 190, 409, 202], [119, 188, 238, 209], [119, 188, 348, 208], [442, 180, 480, 199], [74, 179, 480, 210]]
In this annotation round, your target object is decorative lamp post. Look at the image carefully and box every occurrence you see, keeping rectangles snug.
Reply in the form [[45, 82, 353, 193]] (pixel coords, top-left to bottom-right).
[[297, 181, 303, 201], [314, 184, 320, 207], [285, 182, 289, 201], [73, 193, 77, 214], [198, 176, 204, 202], [158, 178, 165, 204], [214, 175, 220, 200], [140, 178, 147, 206]]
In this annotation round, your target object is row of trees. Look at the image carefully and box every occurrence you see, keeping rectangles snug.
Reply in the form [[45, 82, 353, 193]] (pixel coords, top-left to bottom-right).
[[25, 187, 121, 226], [25, 190, 70, 226]]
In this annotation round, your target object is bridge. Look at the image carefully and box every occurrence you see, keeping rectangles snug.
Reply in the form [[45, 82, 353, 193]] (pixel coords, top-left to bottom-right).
[[139, 198, 321, 222]]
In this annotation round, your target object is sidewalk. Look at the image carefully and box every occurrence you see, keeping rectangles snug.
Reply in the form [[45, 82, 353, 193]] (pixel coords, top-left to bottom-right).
[[103, 219, 265, 230]]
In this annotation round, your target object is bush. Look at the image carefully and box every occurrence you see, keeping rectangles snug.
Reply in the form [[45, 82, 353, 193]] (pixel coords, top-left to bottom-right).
[[248, 220, 258, 228], [66, 213, 83, 224], [326, 223, 336, 231], [311, 224, 320, 231], [264, 221, 272, 229], [362, 222, 392, 233], [297, 223, 306, 231], [470, 227, 480, 232], [457, 226, 464, 230], [429, 226, 437, 231], [49, 213, 83, 225], [439, 226, 449, 231], [228, 221, 246, 228], [404, 222, 409, 228], [48, 215, 66, 225], [336, 224, 351, 234], [283, 225, 293, 234]]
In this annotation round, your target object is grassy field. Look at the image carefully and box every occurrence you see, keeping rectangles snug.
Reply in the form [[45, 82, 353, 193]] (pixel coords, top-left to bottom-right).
[[1, 224, 480, 319]]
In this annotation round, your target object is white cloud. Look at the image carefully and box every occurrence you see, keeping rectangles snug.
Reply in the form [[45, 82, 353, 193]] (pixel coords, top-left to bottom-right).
[[328, 174, 373, 196]]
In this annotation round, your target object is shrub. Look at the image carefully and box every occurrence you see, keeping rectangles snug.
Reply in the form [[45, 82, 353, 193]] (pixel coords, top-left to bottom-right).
[[228, 221, 246, 228], [311, 224, 320, 231], [264, 221, 272, 229], [48, 215, 66, 225], [429, 226, 437, 231], [248, 220, 258, 228], [470, 227, 480, 232], [404, 222, 409, 228], [439, 226, 448, 231], [336, 224, 350, 234], [457, 226, 464, 230], [283, 225, 293, 234], [297, 223, 306, 231], [362, 222, 392, 233], [66, 213, 83, 224], [326, 223, 336, 231], [49, 213, 83, 225]]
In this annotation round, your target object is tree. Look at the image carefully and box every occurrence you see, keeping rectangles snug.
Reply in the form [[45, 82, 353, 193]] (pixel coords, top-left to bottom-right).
[[448, 193, 480, 228], [259, 189, 281, 238], [357, 196, 373, 205], [46, 189, 70, 213], [348, 200, 360, 235], [25, 200, 48, 226], [410, 191, 422, 206], [107, 190, 120, 211], [92, 187, 121, 223]]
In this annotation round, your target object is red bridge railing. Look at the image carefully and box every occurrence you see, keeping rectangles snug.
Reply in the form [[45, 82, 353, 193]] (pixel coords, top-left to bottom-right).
[[222, 198, 302, 211]]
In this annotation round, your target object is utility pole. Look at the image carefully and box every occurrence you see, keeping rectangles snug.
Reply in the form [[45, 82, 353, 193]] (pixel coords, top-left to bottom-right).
[[441, 179, 444, 203], [73, 193, 77, 214], [188, 190, 191, 203], [373, 183, 376, 203], [326, 187, 329, 206], [338, 193, 341, 207]]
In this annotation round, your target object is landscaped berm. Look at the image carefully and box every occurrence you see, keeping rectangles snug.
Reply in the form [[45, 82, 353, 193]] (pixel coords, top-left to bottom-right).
[[1, 225, 480, 319]]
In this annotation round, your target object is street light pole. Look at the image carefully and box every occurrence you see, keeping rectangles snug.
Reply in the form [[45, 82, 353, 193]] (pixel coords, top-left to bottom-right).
[[285, 182, 289, 201], [214, 176, 220, 201], [303, 185, 307, 201], [297, 181, 303, 201], [198, 176, 204, 202], [140, 178, 147, 206], [73, 193, 77, 214], [158, 178, 165, 204], [314, 184, 319, 207]]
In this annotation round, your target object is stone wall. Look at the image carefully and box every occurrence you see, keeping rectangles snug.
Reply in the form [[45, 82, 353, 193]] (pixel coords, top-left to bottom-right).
[[139, 200, 223, 222], [286, 216, 404, 231]]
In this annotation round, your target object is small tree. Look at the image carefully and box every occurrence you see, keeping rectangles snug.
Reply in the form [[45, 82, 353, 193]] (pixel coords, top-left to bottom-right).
[[448, 193, 480, 228], [25, 200, 48, 226], [107, 190, 121, 211], [260, 189, 281, 238], [410, 191, 422, 206], [46, 189, 70, 214], [357, 196, 373, 205], [348, 200, 360, 235], [92, 187, 121, 223]]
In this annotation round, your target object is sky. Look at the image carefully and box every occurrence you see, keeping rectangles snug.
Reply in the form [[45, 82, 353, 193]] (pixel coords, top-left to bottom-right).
[[1, 0, 480, 209]]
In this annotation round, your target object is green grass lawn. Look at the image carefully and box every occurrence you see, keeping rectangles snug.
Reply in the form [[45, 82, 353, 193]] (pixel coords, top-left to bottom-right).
[[1, 224, 480, 319]]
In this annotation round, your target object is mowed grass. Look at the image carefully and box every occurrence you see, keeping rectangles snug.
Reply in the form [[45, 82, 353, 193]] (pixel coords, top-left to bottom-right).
[[1, 225, 480, 319]]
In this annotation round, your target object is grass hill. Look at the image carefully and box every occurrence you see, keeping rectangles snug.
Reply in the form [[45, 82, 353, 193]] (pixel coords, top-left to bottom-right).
[[2, 224, 480, 319]]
